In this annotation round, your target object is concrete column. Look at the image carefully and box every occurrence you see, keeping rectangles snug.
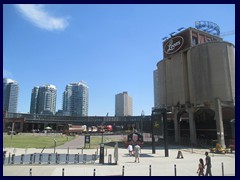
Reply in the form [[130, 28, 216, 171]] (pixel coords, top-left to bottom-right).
[[215, 98, 226, 148], [187, 107, 197, 145], [173, 108, 180, 143]]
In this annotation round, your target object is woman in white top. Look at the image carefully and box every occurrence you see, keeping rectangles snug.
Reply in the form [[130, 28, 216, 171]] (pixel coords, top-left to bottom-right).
[[127, 144, 133, 156]]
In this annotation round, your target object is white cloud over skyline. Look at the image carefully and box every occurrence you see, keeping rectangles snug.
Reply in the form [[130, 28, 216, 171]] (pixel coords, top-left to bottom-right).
[[15, 4, 69, 31]]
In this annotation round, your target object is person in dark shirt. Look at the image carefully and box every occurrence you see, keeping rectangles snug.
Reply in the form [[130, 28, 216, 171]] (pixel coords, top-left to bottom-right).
[[205, 152, 212, 176]]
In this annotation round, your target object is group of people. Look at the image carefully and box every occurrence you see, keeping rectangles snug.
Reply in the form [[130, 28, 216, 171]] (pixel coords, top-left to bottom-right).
[[127, 144, 141, 163], [128, 144, 212, 175], [197, 152, 212, 176]]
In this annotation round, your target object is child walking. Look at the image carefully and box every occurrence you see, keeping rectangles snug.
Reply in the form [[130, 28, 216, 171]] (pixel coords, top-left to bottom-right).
[[197, 158, 204, 176]]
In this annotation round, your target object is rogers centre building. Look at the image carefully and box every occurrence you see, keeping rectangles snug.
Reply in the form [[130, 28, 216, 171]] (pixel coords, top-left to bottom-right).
[[155, 27, 235, 148]]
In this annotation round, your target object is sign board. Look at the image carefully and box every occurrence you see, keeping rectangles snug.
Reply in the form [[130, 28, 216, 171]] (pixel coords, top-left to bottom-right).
[[163, 30, 189, 58], [151, 114, 163, 136], [99, 143, 104, 164], [127, 133, 143, 143], [85, 135, 90, 144], [164, 36, 184, 55]]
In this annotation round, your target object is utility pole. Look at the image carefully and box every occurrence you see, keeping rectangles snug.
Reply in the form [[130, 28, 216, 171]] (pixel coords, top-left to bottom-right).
[[10, 121, 15, 148], [141, 110, 145, 134]]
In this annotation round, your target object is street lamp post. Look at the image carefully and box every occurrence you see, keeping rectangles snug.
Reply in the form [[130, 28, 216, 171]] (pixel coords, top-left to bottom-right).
[[10, 121, 15, 149], [54, 138, 57, 153], [101, 112, 108, 143], [101, 130, 104, 144], [141, 111, 145, 134]]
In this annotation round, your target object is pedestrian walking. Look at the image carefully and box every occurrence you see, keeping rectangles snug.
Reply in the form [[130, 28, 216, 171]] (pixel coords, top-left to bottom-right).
[[197, 158, 204, 176], [134, 144, 141, 163], [205, 152, 212, 176], [127, 144, 133, 156]]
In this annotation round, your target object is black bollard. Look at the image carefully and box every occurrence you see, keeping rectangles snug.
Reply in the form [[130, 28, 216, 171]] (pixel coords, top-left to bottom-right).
[[62, 168, 64, 176], [30, 168, 32, 176], [78, 153, 80, 163], [122, 166, 125, 176], [174, 164, 177, 176], [93, 169, 96, 176], [149, 165, 152, 176], [222, 162, 224, 176]]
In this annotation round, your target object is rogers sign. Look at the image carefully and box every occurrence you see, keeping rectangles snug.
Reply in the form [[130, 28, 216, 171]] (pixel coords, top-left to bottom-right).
[[164, 36, 184, 55]]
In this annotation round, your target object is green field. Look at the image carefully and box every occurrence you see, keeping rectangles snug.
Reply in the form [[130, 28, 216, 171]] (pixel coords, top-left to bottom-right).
[[3, 133, 75, 148], [3, 133, 125, 149]]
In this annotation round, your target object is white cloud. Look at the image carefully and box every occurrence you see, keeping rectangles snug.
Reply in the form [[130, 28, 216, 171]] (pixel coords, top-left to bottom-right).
[[15, 4, 69, 31]]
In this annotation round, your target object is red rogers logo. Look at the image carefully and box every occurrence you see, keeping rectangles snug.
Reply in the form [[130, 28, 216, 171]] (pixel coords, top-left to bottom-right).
[[164, 36, 184, 55]]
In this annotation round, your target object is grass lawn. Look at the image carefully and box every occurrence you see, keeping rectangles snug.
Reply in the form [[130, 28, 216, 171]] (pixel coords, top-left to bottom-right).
[[88, 136, 118, 148], [3, 133, 75, 149], [3, 133, 146, 149]]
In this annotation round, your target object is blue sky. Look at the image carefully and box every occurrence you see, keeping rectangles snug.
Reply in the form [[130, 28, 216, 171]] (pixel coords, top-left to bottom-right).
[[3, 4, 235, 116]]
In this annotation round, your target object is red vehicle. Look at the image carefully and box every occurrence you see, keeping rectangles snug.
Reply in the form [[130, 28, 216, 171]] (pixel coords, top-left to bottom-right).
[[97, 125, 113, 133], [106, 125, 113, 131]]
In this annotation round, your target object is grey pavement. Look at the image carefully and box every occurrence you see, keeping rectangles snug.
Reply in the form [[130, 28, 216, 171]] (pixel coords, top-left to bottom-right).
[[57, 136, 84, 149], [3, 134, 235, 176], [3, 146, 235, 176]]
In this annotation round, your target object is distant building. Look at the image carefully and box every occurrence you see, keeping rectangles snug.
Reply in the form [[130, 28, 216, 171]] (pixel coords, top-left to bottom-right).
[[30, 84, 57, 115], [62, 81, 89, 116], [30, 86, 39, 114], [3, 78, 19, 113], [115, 91, 132, 116]]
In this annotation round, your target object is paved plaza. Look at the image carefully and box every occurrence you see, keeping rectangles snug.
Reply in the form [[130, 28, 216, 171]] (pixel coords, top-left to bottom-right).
[[3, 146, 235, 176]]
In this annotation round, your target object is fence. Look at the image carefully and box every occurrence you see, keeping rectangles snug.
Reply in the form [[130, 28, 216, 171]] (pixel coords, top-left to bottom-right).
[[3, 153, 98, 165]]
